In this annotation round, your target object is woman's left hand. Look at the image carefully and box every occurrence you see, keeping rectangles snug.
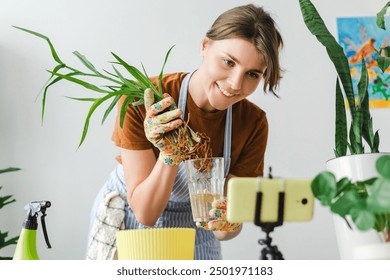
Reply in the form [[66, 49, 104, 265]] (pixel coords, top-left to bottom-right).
[[196, 199, 242, 232], [143, 89, 183, 166]]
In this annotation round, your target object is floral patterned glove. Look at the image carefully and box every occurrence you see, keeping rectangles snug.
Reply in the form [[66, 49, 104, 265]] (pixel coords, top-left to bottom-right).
[[143, 88, 183, 166], [196, 199, 242, 232]]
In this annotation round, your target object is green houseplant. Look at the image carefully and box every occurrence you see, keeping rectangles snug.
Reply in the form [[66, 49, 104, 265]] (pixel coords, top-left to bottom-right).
[[299, 0, 390, 259], [13, 27, 212, 161], [0, 167, 20, 260], [311, 155, 390, 232], [300, 0, 390, 158]]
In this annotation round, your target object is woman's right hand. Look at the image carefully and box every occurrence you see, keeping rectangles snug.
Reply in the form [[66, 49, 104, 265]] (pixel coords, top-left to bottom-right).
[[143, 88, 183, 166], [196, 199, 242, 232]]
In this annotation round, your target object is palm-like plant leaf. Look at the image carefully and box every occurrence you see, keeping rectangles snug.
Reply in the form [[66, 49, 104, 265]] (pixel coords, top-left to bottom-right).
[[120, 95, 135, 127], [111, 52, 161, 99], [0, 168, 20, 258], [48, 71, 110, 94], [0, 231, 19, 251], [13, 26, 175, 147], [0, 195, 16, 210], [158, 45, 175, 95], [13, 26, 64, 65], [0, 167, 21, 174]]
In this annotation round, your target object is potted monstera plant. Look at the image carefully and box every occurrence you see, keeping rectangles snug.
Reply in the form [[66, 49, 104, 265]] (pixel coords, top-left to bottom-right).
[[299, 0, 390, 259]]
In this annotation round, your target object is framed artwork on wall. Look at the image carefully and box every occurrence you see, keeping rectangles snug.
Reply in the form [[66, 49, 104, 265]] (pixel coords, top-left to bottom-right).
[[337, 16, 390, 108]]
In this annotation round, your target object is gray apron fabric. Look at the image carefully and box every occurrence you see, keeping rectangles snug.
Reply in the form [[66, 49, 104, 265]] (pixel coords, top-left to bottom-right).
[[87, 71, 232, 260]]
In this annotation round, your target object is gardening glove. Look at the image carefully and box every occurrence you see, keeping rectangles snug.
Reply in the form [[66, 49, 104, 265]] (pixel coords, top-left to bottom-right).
[[196, 199, 242, 232], [143, 88, 183, 166]]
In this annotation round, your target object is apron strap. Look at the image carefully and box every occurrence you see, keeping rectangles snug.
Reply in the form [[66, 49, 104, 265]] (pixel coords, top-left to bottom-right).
[[178, 71, 232, 176]]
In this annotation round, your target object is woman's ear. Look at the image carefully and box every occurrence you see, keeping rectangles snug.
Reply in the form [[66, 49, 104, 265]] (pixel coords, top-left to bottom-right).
[[200, 37, 210, 56]]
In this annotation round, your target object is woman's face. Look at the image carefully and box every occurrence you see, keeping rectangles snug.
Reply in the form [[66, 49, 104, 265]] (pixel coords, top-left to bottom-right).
[[195, 37, 267, 111]]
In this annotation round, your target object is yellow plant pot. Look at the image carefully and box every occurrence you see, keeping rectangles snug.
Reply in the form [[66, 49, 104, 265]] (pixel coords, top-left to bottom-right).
[[116, 228, 196, 260]]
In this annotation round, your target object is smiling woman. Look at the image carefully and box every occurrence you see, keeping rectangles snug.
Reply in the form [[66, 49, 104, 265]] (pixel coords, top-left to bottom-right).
[[5, 0, 389, 261], [203, 5, 283, 96], [86, 3, 284, 260], [2, 1, 283, 260], [192, 37, 266, 111]]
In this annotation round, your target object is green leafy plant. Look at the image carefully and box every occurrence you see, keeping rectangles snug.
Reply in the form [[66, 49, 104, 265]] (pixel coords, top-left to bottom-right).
[[13, 26, 172, 148], [0, 167, 20, 260], [299, 0, 390, 157], [312, 155, 390, 233], [300, 0, 390, 233], [13, 27, 210, 159]]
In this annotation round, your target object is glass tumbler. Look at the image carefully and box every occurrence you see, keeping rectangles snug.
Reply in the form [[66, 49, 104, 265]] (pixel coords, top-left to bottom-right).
[[184, 157, 225, 223]]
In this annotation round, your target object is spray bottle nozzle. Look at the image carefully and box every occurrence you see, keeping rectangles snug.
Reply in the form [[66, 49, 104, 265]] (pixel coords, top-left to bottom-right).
[[23, 200, 52, 249]]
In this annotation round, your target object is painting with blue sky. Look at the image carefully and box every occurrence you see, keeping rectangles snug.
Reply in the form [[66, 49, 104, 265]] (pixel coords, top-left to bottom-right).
[[337, 16, 390, 108]]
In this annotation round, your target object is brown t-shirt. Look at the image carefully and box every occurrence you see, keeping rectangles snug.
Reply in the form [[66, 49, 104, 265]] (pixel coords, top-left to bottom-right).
[[112, 72, 268, 177]]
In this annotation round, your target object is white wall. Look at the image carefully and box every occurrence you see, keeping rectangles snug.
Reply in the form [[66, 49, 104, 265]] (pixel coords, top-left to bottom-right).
[[1, 0, 389, 260]]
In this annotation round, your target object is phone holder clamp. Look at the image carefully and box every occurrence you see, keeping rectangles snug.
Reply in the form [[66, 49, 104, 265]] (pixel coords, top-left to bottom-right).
[[254, 191, 285, 260]]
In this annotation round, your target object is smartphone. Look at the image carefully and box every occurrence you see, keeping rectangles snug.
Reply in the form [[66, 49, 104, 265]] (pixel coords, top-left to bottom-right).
[[226, 177, 314, 223]]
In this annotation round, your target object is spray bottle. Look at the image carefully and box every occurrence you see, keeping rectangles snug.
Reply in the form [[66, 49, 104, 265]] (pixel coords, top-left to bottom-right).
[[13, 200, 52, 260]]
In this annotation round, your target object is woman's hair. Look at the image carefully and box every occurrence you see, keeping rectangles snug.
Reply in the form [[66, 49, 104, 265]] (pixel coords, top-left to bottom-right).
[[206, 4, 284, 95]]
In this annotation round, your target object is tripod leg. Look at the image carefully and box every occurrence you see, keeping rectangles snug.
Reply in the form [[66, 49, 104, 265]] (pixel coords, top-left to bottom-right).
[[259, 236, 285, 260], [260, 247, 273, 260]]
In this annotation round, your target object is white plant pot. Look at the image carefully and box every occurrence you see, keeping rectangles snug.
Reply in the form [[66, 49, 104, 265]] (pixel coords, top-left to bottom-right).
[[326, 153, 390, 260]]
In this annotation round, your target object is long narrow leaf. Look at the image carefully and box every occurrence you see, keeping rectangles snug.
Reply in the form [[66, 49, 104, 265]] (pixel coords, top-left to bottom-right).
[[111, 53, 149, 86], [103, 69, 120, 79], [40, 63, 66, 102], [0, 234, 19, 249], [335, 79, 348, 157], [357, 59, 368, 107], [119, 95, 136, 128], [373, 131, 380, 152], [42, 70, 98, 107], [141, 63, 150, 81], [106, 86, 122, 91], [131, 98, 144, 107], [102, 94, 123, 125], [111, 52, 161, 99], [140, 62, 162, 99], [66, 97, 97, 102], [158, 45, 175, 95], [49, 71, 109, 93], [73, 51, 100, 75], [127, 79, 145, 91], [299, 0, 356, 116], [14, 26, 176, 148], [0, 167, 21, 174], [41, 68, 83, 122], [13, 26, 64, 65], [112, 65, 143, 92], [0, 195, 16, 210], [78, 88, 143, 146], [349, 109, 363, 154], [358, 61, 376, 152], [78, 93, 119, 147], [73, 51, 122, 84]]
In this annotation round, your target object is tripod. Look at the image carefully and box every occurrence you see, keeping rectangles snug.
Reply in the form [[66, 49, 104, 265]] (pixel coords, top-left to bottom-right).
[[254, 189, 285, 260]]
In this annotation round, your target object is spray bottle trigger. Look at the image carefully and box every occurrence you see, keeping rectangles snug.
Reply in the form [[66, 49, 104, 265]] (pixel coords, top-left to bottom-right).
[[40, 206, 52, 249]]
